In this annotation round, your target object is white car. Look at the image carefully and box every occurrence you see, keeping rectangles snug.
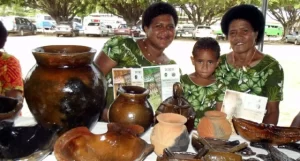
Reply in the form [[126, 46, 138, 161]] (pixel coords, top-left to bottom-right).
[[105, 24, 114, 35], [192, 25, 216, 39], [84, 22, 109, 37]]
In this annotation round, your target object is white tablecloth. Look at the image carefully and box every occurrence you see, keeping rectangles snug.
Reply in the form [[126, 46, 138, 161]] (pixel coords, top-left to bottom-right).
[[14, 117, 300, 161]]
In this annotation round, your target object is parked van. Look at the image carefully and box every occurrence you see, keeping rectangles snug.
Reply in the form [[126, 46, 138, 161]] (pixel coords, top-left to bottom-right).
[[2, 16, 37, 36], [265, 23, 283, 37]]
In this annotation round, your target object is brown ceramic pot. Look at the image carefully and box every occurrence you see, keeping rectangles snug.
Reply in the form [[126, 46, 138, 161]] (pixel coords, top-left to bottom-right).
[[155, 82, 196, 133], [197, 111, 232, 140], [108, 85, 154, 134], [54, 123, 154, 161], [150, 113, 190, 156], [24, 45, 107, 134], [0, 96, 22, 122]]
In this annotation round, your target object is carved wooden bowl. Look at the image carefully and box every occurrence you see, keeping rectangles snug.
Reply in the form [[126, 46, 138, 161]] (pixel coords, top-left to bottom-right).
[[54, 123, 154, 161]]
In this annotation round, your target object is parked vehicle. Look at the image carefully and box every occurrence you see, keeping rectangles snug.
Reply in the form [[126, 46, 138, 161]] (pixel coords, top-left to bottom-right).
[[265, 23, 283, 37], [114, 24, 140, 37], [36, 20, 56, 32], [55, 21, 80, 37], [192, 25, 216, 39], [2, 16, 37, 36], [284, 31, 300, 45], [211, 21, 225, 40], [84, 22, 109, 37], [105, 24, 114, 35], [176, 24, 194, 38]]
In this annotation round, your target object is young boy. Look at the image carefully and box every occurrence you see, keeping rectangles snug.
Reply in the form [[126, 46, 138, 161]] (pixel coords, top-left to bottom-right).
[[180, 37, 225, 127]]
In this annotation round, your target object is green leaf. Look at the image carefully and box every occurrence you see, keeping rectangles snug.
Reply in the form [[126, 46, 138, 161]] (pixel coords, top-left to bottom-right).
[[240, 84, 249, 92]]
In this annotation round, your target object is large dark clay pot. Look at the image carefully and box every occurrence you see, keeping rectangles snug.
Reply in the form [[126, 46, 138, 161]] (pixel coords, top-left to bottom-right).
[[108, 86, 154, 134], [24, 45, 107, 134]]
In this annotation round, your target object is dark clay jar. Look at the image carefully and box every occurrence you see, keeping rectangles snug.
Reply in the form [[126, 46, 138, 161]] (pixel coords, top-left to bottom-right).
[[108, 86, 154, 135], [24, 45, 107, 134]]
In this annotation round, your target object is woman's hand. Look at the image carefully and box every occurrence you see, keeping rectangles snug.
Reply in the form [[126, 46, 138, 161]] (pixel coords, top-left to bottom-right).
[[262, 101, 280, 125]]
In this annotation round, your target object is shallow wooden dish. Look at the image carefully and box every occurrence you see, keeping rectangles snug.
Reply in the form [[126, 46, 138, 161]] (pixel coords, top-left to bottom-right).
[[54, 123, 154, 161], [232, 117, 300, 145]]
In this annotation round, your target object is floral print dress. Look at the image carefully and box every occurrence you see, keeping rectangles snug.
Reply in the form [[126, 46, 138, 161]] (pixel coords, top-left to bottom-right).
[[180, 74, 225, 127], [101, 36, 176, 108], [0, 51, 23, 95], [215, 54, 284, 101]]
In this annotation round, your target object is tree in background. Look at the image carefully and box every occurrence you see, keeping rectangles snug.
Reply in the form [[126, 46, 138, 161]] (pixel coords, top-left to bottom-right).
[[6, 0, 99, 23], [167, 0, 246, 26], [268, 0, 300, 37], [98, 0, 161, 27]]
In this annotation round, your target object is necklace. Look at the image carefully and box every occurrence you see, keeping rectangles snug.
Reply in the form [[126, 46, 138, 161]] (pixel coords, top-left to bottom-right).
[[232, 49, 257, 69], [142, 39, 162, 65]]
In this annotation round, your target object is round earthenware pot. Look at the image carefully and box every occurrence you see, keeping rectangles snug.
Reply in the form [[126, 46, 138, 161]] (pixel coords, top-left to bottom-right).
[[197, 111, 232, 140], [150, 113, 190, 156], [24, 45, 107, 134], [108, 85, 154, 134]]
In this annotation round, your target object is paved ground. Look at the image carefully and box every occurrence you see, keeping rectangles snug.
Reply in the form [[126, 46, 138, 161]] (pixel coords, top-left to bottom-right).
[[5, 35, 300, 126]]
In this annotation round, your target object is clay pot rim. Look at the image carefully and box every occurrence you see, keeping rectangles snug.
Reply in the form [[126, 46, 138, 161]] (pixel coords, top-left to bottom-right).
[[204, 111, 227, 118], [119, 85, 150, 96], [156, 113, 187, 125], [32, 45, 96, 55], [0, 98, 22, 120]]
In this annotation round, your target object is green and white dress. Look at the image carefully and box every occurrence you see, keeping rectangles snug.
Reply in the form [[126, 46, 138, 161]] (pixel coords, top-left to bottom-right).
[[180, 74, 225, 127], [101, 36, 176, 108], [215, 54, 284, 101]]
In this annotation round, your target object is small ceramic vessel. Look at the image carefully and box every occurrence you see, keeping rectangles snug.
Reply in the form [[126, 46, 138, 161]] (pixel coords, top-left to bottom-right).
[[197, 111, 232, 140], [155, 82, 196, 133], [108, 85, 154, 135], [150, 113, 190, 156]]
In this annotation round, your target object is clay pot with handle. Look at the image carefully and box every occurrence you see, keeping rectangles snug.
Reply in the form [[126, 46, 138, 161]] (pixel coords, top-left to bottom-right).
[[155, 82, 196, 133]]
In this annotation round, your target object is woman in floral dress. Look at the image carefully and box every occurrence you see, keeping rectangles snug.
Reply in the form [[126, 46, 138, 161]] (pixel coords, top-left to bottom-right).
[[216, 4, 284, 125], [0, 21, 23, 103], [181, 37, 225, 127], [94, 2, 178, 121]]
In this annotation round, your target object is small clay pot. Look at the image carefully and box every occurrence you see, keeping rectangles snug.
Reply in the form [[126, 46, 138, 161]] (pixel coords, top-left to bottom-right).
[[197, 111, 232, 140], [108, 86, 154, 134], [0, 96, 22, 122], [151, 113, 190, 156]]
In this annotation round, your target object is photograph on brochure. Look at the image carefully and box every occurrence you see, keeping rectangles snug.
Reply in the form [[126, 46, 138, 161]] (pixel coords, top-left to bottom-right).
[[112, 68, 144, 98], [221, 89, 268, 123], [112, 64, 181, 111]]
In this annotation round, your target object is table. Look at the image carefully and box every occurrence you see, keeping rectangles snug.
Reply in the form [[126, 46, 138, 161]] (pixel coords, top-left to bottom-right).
[[14, 117, 300, 161]]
